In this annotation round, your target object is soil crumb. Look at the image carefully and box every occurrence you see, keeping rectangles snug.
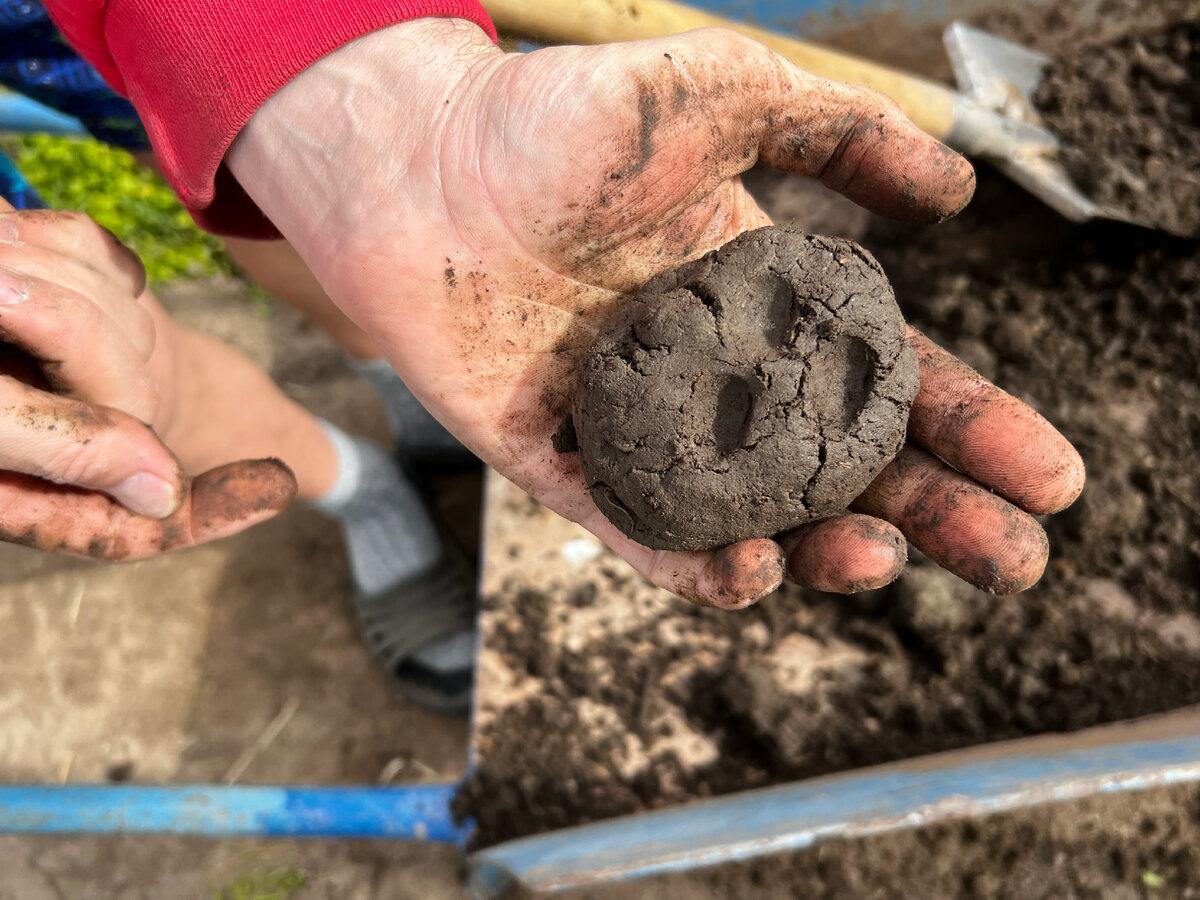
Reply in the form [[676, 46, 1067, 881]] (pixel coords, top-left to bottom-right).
[[573, 226, 917, 551], [1034, 20, 1200, 236]]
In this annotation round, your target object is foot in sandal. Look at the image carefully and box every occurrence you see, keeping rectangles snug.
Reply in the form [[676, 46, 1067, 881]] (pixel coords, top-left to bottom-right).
[[313, 422, 476, 715]]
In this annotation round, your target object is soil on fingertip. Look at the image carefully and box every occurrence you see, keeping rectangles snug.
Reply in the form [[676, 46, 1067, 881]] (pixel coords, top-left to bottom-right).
[[457, 13, 1200, 898]]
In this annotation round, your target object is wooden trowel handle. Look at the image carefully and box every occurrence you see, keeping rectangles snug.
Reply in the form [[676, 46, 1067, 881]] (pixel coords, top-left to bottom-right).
[[486, 0, 959, 141]]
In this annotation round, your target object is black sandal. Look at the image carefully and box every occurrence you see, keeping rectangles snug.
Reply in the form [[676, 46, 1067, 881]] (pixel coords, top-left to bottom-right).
[[353, 543, 478, 715]]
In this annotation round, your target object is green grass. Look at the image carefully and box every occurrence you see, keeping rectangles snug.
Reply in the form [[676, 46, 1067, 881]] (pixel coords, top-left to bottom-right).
[[212, 867, 308, 900], [2, 133, 239, 285]]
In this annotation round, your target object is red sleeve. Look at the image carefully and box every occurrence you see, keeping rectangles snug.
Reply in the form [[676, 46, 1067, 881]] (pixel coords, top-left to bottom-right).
[[44, 0, 497, 238]]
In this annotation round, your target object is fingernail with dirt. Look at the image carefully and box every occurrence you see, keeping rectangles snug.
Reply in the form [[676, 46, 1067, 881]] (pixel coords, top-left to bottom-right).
[[0, 219, 18, 243], [0, 265, 30, 304], [111, 473, 179, 519]]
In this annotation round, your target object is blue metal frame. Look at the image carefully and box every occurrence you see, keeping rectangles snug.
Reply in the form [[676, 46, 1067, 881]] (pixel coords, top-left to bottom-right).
[[0, 145, 43, 208], [0, 91, 86, 135], [687, 0, 947, 27], [469, 733, 1200, 896], [2, 729, 1200, 900], [0, 784, 468, 842]]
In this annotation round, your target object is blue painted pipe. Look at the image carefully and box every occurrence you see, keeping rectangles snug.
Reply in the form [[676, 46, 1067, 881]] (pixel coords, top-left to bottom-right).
[[688, 0, 896, 22], [0, 784, 469, 842], [0, 92, 87, 136]]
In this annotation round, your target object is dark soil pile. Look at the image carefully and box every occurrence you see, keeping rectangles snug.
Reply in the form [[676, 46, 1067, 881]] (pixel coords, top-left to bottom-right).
[[1034, 20, 1200, 236], [459, 164, 1200, 850], [869, 174, 1200, 616], [574, 227, 917, 551]]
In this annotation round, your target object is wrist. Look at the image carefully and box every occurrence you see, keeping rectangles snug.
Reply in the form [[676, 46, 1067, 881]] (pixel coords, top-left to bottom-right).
[[227, 17, 499, 269]]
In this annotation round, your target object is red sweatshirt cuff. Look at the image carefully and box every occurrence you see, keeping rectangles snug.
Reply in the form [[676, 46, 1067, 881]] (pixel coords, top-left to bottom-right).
[[101, 1, 497, 238]]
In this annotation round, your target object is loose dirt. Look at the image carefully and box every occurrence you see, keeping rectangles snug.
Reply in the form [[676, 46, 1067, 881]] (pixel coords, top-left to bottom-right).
[[1034, 20, 1200, 236], [573, 227, 916, 551]]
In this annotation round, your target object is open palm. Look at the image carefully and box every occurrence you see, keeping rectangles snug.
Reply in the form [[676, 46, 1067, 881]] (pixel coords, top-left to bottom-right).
[[233, 22, 1084, 606]]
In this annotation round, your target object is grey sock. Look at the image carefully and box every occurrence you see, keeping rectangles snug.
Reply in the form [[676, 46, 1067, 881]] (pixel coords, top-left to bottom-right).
[[312, 422, 473, 673], [350, 357, 469, 459], [312, 422, 441, 594]]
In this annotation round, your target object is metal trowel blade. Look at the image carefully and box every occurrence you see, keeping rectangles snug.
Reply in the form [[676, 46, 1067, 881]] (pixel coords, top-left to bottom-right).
[[944, 21, 1155, 230]]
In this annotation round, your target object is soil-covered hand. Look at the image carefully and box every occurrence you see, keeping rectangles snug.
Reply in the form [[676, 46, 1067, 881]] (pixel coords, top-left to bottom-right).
[[229, 19, 1083, 606], [0, 205, 295, 559]]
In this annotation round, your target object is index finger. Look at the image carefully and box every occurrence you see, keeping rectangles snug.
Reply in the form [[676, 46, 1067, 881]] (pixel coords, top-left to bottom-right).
[[907, 328, 1085, 514]]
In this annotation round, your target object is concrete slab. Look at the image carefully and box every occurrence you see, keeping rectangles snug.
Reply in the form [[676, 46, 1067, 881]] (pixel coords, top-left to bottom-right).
[[0, 545, 222, 784]]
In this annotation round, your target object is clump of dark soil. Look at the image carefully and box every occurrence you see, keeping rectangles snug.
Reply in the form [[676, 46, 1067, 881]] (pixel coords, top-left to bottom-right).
[[573, 226, 917, 551], [1034, 20, 1200, 236]]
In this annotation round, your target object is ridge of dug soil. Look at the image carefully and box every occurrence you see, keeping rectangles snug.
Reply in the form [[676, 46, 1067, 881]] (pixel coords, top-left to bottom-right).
[[1035, 19, 1200, 236]]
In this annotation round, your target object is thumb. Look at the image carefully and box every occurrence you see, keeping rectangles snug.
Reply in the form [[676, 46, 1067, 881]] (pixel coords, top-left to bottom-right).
[[645, 28, 976, 222]]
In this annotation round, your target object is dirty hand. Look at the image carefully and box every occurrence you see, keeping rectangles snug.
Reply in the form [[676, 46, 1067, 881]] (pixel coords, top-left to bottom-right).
[[228, 18, 1083, 606], [0, 205, 295, 560]]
